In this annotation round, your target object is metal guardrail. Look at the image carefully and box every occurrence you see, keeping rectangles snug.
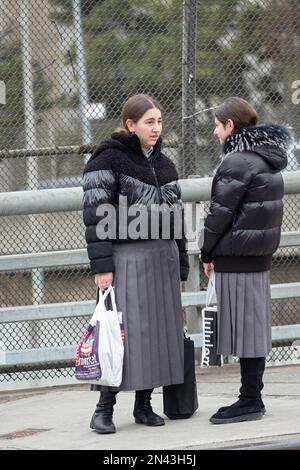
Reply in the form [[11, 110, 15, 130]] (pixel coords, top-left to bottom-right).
[[1, 283, 300, 324], [0, 230, 300, 271], [1, 174, 300, 372], [2, 322, 300, 372], [0, 171, 299, 215]]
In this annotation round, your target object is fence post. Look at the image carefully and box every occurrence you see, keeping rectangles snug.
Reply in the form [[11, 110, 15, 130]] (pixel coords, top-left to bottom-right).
[[72, 0, 92, 164], [19, 2, 45, 363], [182, 0, 197, 178], [0, 80, 5, 104], [20, 0, 45, 309]]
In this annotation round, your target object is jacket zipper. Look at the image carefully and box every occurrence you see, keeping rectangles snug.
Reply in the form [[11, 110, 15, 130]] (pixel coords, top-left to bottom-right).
[[148, 159, 163, 204]]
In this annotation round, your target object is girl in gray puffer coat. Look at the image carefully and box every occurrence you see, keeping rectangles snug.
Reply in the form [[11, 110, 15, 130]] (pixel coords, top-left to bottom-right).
[[201, 96, 292, 424]]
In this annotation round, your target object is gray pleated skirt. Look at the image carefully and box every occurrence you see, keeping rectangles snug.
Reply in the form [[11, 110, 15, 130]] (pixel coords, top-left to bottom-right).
[[215, 271, 272, 358], [92, 239, 184, 392]]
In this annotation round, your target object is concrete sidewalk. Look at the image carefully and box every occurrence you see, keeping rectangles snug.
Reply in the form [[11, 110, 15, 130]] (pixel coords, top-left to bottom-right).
[[0, 363, 299, 450]]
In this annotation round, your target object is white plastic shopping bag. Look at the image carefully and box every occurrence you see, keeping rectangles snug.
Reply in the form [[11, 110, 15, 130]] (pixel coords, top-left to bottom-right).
[[75, 285, 124, 386], [201, 270, 223, 367]]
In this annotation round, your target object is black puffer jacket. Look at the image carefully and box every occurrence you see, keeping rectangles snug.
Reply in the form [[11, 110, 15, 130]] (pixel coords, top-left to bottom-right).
[[83, 132, 189, 280], [201, 124, 292, 272]]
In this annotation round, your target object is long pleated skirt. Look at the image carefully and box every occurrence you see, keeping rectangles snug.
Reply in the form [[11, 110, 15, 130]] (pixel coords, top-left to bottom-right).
[[215, 271, 272, 358], [92, 239, 184, 392]]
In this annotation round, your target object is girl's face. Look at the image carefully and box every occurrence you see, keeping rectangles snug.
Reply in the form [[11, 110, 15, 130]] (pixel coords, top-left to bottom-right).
[[126, 108, 162, 150], [213, 117, 234, 144]]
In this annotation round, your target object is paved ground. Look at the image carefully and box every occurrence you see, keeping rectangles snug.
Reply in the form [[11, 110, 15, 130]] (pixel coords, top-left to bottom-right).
[[0, 363, 300, 450]]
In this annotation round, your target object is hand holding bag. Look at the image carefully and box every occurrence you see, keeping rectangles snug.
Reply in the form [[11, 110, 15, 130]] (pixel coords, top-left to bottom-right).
[[201, 270, 223, 367], [75, 286, 124, 386]]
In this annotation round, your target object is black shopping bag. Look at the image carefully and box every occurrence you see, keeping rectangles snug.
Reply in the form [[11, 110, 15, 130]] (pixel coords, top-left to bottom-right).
[[163, 336, 198, 419]]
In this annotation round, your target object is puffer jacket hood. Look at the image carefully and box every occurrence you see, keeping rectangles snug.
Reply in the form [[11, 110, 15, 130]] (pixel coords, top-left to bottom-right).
[[88, 132, 162, 164], [222, 123, 292, 171]]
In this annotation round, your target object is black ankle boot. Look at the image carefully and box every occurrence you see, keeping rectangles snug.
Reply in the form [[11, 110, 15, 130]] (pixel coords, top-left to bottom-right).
[[134, 389, 165, 426], [210, 397, 263, 424], [210, 357, 266, 424], [90, 391, 117, 434], [217, 397, 266, 415]]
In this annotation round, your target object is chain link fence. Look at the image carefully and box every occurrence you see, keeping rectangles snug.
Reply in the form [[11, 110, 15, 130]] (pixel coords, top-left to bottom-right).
[[1, 0, 300, 386]]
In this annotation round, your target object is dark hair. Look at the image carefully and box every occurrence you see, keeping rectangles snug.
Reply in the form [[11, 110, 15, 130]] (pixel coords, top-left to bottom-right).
[[115, 94, 162, 133], [215, 96, 258, 130]]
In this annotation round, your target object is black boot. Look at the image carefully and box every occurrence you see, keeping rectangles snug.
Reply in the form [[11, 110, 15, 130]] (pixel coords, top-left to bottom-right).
[[217, 397, 266, 415], [90, 391, 118, 434], [217, 358, 266, 414], [210, 357, 265, 424], [133, 389, 165, 426]]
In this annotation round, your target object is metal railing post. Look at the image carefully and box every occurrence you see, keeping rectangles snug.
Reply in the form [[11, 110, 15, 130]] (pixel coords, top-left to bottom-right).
[[182, 0, 197, 178]]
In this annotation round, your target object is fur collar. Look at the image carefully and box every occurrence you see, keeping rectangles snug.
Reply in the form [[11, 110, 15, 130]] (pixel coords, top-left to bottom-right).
[[223, 123, 292, 156]]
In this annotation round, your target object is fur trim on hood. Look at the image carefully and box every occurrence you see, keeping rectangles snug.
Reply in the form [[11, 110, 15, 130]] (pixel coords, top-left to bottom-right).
[[222, 123, 293, 170]]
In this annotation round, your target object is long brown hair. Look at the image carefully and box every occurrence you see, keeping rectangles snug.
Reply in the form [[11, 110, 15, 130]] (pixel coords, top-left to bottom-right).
[[115, 94, 162, 133], [215, 96, 258, 130]]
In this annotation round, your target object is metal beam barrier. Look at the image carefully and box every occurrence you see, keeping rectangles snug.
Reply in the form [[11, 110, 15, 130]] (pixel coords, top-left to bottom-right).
[[1, 323, 300, 371], [0, 171, 299, 216], [0, 229, 299, 272], [1, 282, 300, 324], [1, 283, 300, 370]]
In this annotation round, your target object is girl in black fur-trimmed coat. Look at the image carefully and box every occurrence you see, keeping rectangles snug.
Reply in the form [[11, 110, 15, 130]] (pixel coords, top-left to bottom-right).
[[82, 94, 189, 434], [200, 97, 292, 424]]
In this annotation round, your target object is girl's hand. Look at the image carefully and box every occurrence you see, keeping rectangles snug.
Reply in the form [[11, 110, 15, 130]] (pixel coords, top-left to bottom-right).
[[203, 262, 214, 278], [95, 272, 114, 291]]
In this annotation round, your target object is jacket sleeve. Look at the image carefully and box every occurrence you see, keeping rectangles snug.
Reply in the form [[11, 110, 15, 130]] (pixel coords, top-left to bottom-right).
[[201, 154, 252, 263], [175, 182, 190, 282], [82, 154, 118, 275], [176, 222, 190, 281]]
